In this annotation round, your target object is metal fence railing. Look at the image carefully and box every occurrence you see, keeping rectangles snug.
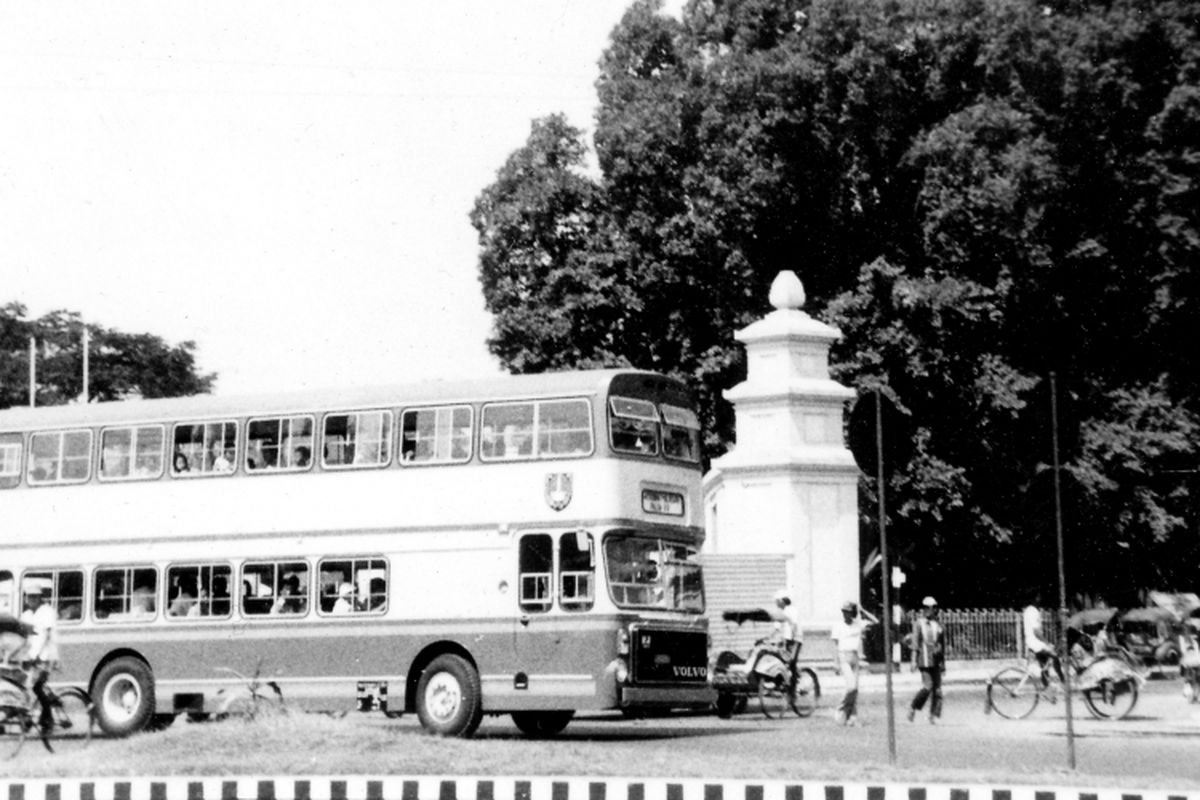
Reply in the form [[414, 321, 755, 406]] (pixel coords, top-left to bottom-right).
[[904, 608, 1060, 661]]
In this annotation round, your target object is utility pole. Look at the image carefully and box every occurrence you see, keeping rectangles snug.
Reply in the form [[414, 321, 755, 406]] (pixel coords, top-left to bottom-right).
[[28, 336, 36, 407], [1051, 372, 1077, 770]]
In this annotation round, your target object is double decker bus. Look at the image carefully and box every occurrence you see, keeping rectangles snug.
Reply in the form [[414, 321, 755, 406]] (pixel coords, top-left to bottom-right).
[[0, 369, 713, 737]]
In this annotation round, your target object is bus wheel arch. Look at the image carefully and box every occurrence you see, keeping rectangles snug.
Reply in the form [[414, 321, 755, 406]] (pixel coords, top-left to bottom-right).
[[91, 651, 157, 737], [409, 644, 483, 738]]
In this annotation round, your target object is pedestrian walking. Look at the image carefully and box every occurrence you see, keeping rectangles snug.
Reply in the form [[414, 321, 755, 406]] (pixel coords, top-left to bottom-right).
[[831, 600, 873, 726], [907, 595, 945, 723]]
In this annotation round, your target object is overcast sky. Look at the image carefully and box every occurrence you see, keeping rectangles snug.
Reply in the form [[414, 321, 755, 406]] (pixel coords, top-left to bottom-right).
[[0, 1, 677, 397]]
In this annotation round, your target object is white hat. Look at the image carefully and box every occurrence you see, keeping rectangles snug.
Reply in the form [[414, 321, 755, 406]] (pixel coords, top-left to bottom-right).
[[922, 596, 938, 607], [22, 577, 52, 595]]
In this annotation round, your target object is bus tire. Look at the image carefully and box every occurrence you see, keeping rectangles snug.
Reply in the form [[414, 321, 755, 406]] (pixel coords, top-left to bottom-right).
[[94, 657, 156, 737], [511, 710, 573, 737], [416, 654, 483, 737]]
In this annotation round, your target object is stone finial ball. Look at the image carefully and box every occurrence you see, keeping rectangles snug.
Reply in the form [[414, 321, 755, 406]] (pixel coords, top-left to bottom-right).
[[768, 271, 806, 310]]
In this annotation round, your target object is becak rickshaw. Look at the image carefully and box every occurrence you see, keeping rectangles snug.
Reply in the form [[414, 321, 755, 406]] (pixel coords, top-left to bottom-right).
[[0, 615, 35, 734], [710, 607, 820, 719]]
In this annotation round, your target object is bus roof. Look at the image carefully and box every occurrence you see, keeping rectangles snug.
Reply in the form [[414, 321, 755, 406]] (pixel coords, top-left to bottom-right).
[[0, 368, 679, 431]]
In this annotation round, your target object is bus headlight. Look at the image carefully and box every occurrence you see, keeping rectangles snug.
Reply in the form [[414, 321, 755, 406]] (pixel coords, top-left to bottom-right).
[[616, 628, 629, 656], [615, 659, 629, 684]]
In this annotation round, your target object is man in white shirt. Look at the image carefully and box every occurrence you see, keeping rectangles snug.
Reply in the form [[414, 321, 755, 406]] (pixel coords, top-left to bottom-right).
[[20, 578, 59, 730], [1023, 602, 1063, 686], [831, 601, 873, 726]]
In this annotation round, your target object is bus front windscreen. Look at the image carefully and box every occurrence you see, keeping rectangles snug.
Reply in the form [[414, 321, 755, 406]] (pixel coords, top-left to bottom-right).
[[604, 533, 703, 613]]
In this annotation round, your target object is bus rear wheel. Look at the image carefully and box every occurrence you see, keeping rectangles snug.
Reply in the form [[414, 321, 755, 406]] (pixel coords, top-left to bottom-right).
[[511, 710, 573, 738], [93, 657, 156, 737], [416, 654, 482, 737]]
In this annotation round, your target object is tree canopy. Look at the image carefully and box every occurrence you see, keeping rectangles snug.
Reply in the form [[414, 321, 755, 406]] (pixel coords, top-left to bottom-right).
[[0, 303, 215, 409], [472, 0, 1200, 605]]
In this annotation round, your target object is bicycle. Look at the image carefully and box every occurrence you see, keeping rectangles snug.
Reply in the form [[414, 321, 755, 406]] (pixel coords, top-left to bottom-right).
[[755, 651, 821, 719], [986, 649, 1141, 721], [213, 660, 287, 721], [0, 666, 94, 759]]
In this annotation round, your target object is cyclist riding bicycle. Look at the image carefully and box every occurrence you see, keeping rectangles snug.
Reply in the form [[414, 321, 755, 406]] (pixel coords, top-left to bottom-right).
[[740, 590, 803, 674], [19, 578, 59, 731], [1023, 602, 1064, 688]]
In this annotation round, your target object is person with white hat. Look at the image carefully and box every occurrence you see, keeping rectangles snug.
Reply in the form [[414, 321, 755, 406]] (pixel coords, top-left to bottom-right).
[[831, 600, 875, 726], [907, 596, 945, 723], [331, 582, 355, 615], [19, 577, 59, 730]]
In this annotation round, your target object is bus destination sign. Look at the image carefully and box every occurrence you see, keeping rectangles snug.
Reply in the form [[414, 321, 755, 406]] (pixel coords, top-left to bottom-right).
[[641, 489, 684, 516]]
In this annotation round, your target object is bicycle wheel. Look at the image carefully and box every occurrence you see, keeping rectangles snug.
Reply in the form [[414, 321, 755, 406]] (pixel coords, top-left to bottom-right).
[[41, 687, 94, 752], [757, 676, 786, 719], [788, 668, 820, 718], [1082, 677, 1138, 720], [0, 710, 28, 759], [987, 666, 1040, 719]]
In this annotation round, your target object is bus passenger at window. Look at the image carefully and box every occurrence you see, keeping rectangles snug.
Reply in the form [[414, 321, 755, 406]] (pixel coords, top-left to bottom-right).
[[29, 458, 50, 483], [331, 583, 355, 615], [134, 456, 159, 477], [272, 575, 304, 615], [131, 582, 156, 616], [210, 576, 230, 616], [502, 425, 531, 458], [293, 446, 311, 468], [212, 448, 233, 473], [172, 452, 190, 474], [367, 578, 387, 611], [169, 578, 198, 617]]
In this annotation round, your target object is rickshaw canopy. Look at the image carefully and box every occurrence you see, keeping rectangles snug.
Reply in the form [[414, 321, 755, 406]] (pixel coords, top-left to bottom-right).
[[721, 606, 786, 624], [0, 616, 31, 639], [1066, 608, 1117, 632], [1120, 607, 1179, 624]]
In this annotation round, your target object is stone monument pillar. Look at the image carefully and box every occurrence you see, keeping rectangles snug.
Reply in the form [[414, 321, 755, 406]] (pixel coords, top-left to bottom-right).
[[703, 271, 860, 636]]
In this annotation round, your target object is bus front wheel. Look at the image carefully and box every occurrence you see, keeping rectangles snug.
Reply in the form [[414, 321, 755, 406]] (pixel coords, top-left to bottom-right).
[[93, 657, 156, 737], [416, 654, 483, 737], [511, 710, 573, 737]]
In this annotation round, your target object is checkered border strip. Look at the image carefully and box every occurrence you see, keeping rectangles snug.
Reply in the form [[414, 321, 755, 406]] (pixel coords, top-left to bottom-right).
[[0, 779, 1193, 800]]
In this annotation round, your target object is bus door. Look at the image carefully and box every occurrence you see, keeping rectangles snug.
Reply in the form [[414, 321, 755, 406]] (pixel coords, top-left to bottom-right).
[[512, 531, 597, 698]]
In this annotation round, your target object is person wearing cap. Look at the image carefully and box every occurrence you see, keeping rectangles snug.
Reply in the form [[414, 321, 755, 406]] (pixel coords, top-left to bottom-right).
[[907, 596, 946, 723], [830, 600, 874, 726], [19, 578, 59, 730]]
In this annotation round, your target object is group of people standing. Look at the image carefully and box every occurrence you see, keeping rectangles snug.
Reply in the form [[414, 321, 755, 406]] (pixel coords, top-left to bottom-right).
[[828, 596, 946, 726], [817, 594, 949, 726]]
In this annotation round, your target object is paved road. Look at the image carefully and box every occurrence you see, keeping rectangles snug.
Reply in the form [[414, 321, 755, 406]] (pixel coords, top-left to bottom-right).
[[454, 675, 1200, 786]]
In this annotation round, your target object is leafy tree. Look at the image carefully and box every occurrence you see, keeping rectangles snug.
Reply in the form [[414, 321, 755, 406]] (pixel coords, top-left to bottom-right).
[[473, 0, 1200, 604], [0, 303, 215, 410]]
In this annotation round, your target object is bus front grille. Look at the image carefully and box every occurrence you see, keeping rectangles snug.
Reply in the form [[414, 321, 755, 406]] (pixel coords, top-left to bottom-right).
[[630, 627, 709, 684]]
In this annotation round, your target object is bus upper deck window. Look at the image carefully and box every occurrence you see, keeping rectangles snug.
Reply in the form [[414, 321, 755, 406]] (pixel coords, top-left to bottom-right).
[[28, 429, 92, 485], [537, 400, 592, 457], [609, 397, 659, 456], [480, 403, 535, 461], [660, 404, 701, 463], [0, 434, 22, 490], [172, 421, 237, 477], [401, 406, 472, 465], [322, 411, 391, 469], [247, 416, 315, 472], [100, 425, 165, 481]]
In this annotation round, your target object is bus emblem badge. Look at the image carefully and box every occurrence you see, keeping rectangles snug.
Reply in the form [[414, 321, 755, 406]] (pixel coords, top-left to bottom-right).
[[545, 472, 573, 511]]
